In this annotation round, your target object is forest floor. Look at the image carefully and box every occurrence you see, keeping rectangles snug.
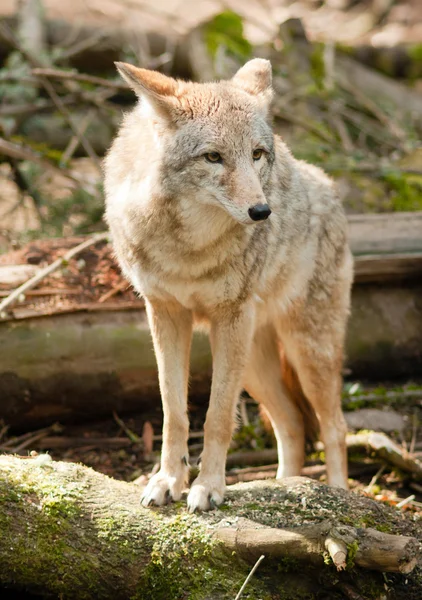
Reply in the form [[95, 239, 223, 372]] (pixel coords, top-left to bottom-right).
[[1, 380, 422, 514]]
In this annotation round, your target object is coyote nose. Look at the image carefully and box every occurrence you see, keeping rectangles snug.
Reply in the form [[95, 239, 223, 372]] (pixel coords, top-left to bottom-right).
[[248, 204, 271, 222]]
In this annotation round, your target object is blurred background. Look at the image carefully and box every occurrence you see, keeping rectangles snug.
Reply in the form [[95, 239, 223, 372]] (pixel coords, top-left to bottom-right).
[[0, 1, 422, 563], [0, 0, 421, 248]]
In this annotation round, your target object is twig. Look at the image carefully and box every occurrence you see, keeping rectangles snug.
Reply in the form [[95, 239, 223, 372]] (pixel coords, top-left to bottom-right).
[[13, 431, 52, 454], [113, 411, 141, 443], [0, 233, 109, 317], [31, 67, 129, 91], [0, 74, 38, 85], [339, 78, 408, 148], [409, 482, 422, 494], [1, 300, 143, 322], [56, 31, 106, 63], [0, 423, 61, 451], [396, 495, 415, 509], [325, 535, 347, 571], [61, 109, 96, 164], [330, 112, 354, 153], [364, 464, 386, 494], [234, 554, 265, 600], [98, 280, 129, 303], [340, 108, 396, 149], [0, 288, 80, 297], [273, 106, 335, 145], [409, 411, 418, 456]]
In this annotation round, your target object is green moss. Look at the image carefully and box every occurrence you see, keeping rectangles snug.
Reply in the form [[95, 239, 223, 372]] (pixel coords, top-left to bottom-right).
[[136, 514, 260, 600], [382, 171, 422, 211], [346, 540, 359, 569], [0, 463, 102, 598]]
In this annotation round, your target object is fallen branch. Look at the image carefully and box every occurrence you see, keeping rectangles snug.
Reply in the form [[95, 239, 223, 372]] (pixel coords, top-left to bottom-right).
[[325, 533, 347, 571], [0, 233, 109, 317], [215, 521, 418, 574], [344, 431, 422, 479], [0, 458, 420, 600]]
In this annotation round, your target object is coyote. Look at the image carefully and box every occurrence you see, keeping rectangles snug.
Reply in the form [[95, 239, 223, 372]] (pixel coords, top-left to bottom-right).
[[104, 58, 353, 512]]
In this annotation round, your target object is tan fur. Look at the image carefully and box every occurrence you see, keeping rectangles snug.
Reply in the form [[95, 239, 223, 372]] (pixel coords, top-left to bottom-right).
[[104, 59, 353, 511]]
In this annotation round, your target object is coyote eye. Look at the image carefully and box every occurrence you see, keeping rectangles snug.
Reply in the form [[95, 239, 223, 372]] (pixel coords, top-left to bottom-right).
[[205, 152, 222, 164], [253, 149, 263, 161]]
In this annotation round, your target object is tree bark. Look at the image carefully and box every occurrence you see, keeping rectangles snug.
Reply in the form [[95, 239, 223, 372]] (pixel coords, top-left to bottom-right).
[[0, 457, 421, 599]]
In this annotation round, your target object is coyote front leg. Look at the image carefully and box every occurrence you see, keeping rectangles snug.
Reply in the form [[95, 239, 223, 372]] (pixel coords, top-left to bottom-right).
[[141, 299, 193, 507], [187, 302, 255, 512]]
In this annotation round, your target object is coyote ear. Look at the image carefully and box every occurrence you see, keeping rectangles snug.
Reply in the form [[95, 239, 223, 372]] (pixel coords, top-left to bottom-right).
[[231, 59, 273, 101], [115, 62, 178, 120]]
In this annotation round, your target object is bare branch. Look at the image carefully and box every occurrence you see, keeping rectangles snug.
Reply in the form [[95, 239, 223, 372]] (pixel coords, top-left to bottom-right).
[[31, 67, 129, 91]]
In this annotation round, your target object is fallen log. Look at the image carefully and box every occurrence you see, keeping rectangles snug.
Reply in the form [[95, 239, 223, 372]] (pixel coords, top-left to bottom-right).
[[0, 456, 420, 599], [0, 212, 421, 429]]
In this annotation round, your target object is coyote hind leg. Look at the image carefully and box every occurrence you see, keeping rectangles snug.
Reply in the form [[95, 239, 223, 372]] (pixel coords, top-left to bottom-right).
[[243, 324, 305, 479], [284, 329, 348, 489]]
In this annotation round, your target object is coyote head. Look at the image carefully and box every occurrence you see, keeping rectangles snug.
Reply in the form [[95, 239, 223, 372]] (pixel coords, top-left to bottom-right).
[[115, 59, 275, 225]]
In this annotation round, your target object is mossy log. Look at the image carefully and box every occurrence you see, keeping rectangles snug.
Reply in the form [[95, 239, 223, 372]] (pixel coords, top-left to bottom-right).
[[0, 456, 421, 599]]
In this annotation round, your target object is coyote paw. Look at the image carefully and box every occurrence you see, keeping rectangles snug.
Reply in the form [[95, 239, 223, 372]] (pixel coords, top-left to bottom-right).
[[187, 476, 225, 512], [141, 464, 188, 507]]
